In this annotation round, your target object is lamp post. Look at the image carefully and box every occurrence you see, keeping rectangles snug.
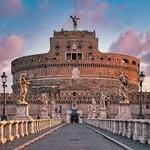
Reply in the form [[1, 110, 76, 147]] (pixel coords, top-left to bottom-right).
[[138, 71, 145, 119], [1, 72, 8, 121], [37, 102, 40, 119]]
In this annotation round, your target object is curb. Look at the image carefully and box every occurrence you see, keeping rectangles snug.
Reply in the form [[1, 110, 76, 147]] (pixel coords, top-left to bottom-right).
[[83, 123, 134, 150], [14, 123, 66, 150]]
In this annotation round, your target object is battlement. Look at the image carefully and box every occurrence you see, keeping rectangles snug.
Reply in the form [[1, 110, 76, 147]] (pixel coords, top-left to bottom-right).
[[53, 29, 96, 39]]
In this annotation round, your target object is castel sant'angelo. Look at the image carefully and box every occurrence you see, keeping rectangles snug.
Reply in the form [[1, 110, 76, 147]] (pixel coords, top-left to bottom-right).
[[1, 14, 150, 121]]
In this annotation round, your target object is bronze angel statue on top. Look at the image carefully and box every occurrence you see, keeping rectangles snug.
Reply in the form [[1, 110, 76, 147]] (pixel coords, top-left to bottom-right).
[[70, 15, 80, 30]]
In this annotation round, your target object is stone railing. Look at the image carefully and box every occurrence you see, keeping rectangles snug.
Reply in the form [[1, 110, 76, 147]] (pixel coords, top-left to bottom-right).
[[84, 119, 150, 144], [0, 119, 62, 144]]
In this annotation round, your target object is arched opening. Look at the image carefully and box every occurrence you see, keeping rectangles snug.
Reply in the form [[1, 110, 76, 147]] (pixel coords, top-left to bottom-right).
[[70, 109, 79, 123]]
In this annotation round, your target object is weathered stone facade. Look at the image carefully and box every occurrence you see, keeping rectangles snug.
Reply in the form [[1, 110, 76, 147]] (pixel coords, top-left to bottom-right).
[[1, 29, 148, 120]]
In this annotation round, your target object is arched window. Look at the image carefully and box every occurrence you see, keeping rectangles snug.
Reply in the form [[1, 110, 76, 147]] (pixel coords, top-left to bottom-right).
[[132, 61, 136, 65]]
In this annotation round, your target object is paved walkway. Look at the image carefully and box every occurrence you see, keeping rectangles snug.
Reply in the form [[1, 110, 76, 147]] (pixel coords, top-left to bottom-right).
[[26, 124, 124, 150], [1, 123, 149, 150]]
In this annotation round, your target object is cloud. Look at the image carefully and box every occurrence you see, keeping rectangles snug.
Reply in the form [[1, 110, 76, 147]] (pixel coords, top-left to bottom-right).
[[78, 0, 109, 28], [109, 29, 150, 75], [0, 35, 25, 72], [64, 0, 109, 30], [0, 0, 22, 16]]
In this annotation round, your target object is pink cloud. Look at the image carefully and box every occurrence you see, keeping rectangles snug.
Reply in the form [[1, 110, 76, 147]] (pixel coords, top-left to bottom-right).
[[109, 29, 150, 75], [110, 30, 144, 56], [0, 35, 25, 62], [0, 34, 25, 79], [79, 1, 109, 27], [0, 0, 22, 16], [63, 1, 109, 30]]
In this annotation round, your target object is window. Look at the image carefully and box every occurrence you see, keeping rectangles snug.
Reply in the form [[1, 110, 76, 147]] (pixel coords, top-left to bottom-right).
[[55, 52, 59, 56], [66, 52, 83, 60], [72, 53, 77, 60], [132, 61, 136, 65], [89, 46, 92, 49], [122, 59, 129, 64], [88, 52, 92, 56], [72, 92, 77, 96], [67, 45, 71, 49], [78, 45, 82, 49], [78, 53, 82, 60], [146, 105, 149, 109], [55, 45, 60, 49], [66, 53, 71, 60]]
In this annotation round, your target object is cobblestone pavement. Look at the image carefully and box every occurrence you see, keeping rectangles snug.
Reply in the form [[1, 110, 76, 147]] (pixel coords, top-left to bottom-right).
[[26, 124, 124, 150]]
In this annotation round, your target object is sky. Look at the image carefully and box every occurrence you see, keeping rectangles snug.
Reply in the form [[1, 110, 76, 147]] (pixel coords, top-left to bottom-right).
[[0, 0, 150, 92]]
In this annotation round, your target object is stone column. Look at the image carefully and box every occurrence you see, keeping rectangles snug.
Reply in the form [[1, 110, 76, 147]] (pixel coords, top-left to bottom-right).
[[118, 121, 123, 135], [20, 121, 25, 137], [13, 121, 19, 139], [24, 121, 29, 136], [8, 121, 14, 141], [139, 122, 149, 143], [0, 122, 7, 144], [113, 120, 119, 134], [122, 121, 127, 137], [127, 121, 132, 138], [28, 121, 35, 134], [133, 121, 141, 141]]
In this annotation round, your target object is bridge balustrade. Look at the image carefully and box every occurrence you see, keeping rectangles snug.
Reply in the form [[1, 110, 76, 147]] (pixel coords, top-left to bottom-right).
[[0, 119, 62, 144], [84, 119, 150, 144]]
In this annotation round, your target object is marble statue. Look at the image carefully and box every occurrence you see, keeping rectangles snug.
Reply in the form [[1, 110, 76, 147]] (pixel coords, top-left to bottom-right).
[[51, 97, 56, 118], [119, 73, 129, 103], [41, 93, 49, 111], [100, 93, 107, 109], [90, 97, 97, 118], [91, 97, 96, 105], [88, 105, 92, 119], [19, 72, 30, 104]]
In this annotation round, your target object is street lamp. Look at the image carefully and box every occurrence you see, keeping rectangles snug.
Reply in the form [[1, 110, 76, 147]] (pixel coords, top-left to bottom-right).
[[1, 72, 8, 121], [138, 71, 145, 119], [37, 102, 40, 119]]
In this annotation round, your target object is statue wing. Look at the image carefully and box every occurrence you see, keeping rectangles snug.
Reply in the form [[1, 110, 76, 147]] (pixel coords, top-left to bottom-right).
[[70, 15, 74, 20]]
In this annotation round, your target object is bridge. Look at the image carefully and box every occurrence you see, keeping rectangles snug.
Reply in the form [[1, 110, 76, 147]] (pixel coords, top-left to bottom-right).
[[0, 118, 150, 150]]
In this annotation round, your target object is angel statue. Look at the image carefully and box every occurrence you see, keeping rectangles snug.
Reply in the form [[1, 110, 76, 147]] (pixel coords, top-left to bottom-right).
[[100, 93, 107, 109], [41, 93, 49, 111], [70, 15, 80, 30], [119, 72, 129, 103], [19, 72, 30, 104]]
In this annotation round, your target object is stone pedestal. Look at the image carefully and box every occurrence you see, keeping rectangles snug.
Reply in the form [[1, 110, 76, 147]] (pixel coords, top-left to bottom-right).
[[66, 110, 72, 124], [40, 109, 49, 119], [99, 107, 107, 119], [15, 103, 33, 120], [116, 101, 132, 119], [51, 110, 57, 119], [77, 110, 83, 123]]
